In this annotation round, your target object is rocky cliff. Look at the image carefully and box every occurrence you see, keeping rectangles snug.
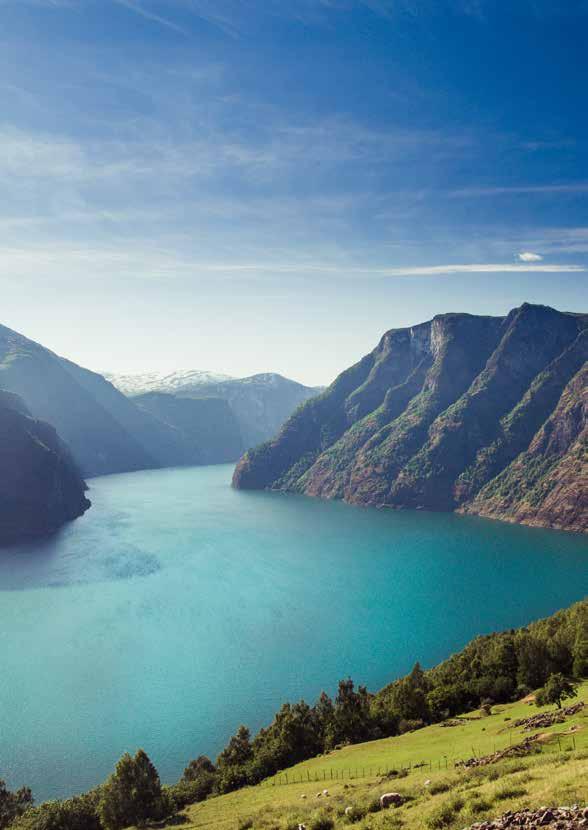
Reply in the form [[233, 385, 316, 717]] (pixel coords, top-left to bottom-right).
[[233, 304, 588, 533], [0, 390, 90, 544]]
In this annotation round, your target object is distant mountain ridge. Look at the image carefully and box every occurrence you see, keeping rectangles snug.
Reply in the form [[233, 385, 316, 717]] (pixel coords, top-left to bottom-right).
[[0, 322, 321, 488], [233, 304, 588, 533], [107, 369, 323, 450], [104, 369, 234, 397]]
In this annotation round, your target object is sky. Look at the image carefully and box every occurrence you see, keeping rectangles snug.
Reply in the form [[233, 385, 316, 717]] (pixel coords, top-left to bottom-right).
[[1, 0, 587, 385]]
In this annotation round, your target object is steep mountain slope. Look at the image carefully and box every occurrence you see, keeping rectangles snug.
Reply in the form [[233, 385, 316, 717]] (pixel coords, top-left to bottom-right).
[[135, 393, 244, 463], [463, 362, 587, 532], [0, 323, 196, 476], [109, 369, 322, 449], [233, 304, 587, 532], [0, 390, 90, 543]]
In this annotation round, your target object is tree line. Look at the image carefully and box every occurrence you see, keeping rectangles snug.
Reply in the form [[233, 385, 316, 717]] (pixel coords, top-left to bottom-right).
[[2, 598, 586, 829]]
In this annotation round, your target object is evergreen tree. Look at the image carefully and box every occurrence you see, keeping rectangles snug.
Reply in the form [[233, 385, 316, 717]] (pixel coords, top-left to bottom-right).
[[98, 750, 170, 830]]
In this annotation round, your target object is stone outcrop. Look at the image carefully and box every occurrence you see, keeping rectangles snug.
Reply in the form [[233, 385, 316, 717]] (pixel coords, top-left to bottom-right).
[[464, 806, 588, 829]]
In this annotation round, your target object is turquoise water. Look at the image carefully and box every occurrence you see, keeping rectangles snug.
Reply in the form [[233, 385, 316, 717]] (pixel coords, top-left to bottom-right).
[[0, 464, 587, 801]]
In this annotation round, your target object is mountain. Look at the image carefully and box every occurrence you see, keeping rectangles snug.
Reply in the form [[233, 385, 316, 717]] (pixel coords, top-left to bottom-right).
[[103, 369, 234, 397], [134, 393, 244, 464], [182, 373, 323, 449], [108, 370, 322, 449], [0, 323, 203, 477], [0, 390, 90, 543], [233, 304, 588, 533]]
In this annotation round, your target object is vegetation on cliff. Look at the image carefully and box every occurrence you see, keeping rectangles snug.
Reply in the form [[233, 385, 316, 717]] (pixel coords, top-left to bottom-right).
[[233, 304, 587, 533]]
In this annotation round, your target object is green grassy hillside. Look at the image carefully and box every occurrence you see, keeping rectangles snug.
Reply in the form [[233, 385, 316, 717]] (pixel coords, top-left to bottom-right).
[[165, 683, 587, 830]]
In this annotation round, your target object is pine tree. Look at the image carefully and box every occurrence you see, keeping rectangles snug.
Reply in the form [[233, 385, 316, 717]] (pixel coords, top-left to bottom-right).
[[98, 750, 169, 830]]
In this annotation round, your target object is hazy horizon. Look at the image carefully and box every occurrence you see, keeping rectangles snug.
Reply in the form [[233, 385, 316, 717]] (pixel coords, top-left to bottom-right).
[[3, 293, 587, 388]]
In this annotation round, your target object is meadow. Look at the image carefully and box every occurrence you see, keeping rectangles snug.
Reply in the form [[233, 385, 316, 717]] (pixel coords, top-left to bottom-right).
[[171, 682, 588, 830]]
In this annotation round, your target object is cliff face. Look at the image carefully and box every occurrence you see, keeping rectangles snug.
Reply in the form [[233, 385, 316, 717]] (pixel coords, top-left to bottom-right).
[[0, 391, 90, 544], [233, 304, 588, 533], [463, 363, 587, 532]]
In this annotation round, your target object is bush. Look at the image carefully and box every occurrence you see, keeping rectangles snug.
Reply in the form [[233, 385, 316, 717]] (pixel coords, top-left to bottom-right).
[[467, 796, 493, 815], [428, 780, 452, 795], [237, 819, 253, 830], [367, 797, 382, 813], [342, 804, 366, 823], [494, 784, 527, 801], [0, 781, 33, 830], [425, 796, 464, 829], [398, 719, 425, 734], [309, 815, 334, 830], [167, 774, 215, 808], [9, 792, 101, 830]]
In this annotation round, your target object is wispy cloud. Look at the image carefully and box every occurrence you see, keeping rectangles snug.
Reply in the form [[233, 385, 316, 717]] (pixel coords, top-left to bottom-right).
[[517, 251, 543, 262], [450, 183, 588, 198], [112, 0, 189, 34], [0, 243, 583, 281]]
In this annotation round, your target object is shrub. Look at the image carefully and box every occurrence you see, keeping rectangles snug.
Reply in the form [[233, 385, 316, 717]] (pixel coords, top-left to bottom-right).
[[237, 819, 253, 830], [494, 784, 527, 801], [467, 796, 492, 815], [167, 773, 215, 808], [428, 780, 452, 795], [425, 796, 464, 829], [309, 815, 334, 830], [344, 804, 367, 822], [367, 797, 382, 813], [0, 780, 33, 830], [9, 792, 101, 830]]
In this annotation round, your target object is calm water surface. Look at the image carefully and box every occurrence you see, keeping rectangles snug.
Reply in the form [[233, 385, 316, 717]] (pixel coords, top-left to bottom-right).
[[0, 464, 586, 800]]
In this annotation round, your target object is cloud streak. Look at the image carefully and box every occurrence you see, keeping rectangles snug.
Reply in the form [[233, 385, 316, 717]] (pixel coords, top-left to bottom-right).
[[112, 0, 189, 33], [451, 183, 588, 198]]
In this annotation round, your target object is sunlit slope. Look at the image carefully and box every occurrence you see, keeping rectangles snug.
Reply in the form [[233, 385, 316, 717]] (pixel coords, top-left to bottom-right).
[[162, 682, 587, 830]]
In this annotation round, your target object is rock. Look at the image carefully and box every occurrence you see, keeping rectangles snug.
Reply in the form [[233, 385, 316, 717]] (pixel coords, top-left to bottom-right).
[[461, 806, 588, 830]]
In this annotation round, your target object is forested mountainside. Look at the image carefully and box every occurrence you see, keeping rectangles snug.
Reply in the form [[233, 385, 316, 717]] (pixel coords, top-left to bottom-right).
[[233, 304, 587, 533], [0, 390, 90, 544], [108, 370, 322, 449]]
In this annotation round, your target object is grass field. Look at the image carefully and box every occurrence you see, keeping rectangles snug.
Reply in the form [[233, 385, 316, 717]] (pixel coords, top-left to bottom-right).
[[151, 683, 588, 830]]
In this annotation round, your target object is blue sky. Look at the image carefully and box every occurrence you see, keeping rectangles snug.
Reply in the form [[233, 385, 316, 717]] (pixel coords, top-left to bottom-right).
[[1, 0, 587, 384]]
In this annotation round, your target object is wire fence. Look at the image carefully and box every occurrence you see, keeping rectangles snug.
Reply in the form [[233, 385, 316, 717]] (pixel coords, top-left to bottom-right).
[[260, 733, 580, 788]]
